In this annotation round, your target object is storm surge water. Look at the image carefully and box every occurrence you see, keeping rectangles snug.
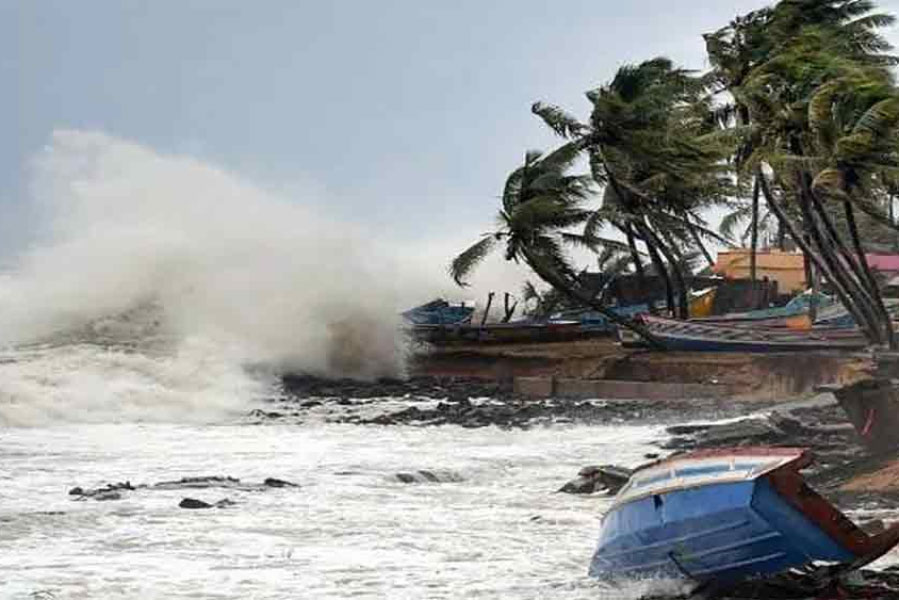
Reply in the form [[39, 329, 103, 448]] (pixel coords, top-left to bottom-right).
[[0, 132, 670, 600], [0, 130, 420, 425]]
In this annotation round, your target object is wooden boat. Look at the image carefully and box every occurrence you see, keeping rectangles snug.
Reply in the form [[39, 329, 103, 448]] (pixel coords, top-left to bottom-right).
[[688, 287, 716, 318], [620, 314, 867, 352], [410, 320, 591, 344], [402, 299, 474, 325], [692, 292, 833, 328], [549, 303, 650, 333], [589, 448, 899, 587], [413, 302, 654, 344]]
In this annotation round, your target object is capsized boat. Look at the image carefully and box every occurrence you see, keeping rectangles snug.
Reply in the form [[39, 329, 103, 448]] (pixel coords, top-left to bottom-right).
[[589, 448, 899, 587]]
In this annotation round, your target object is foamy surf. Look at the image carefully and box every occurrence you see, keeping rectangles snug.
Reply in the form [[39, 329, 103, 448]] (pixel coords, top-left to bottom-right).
[[0, 130, 431, 424]]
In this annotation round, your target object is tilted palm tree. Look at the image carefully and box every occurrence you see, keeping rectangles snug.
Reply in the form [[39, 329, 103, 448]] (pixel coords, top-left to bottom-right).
[[705, 8, 775, 282], [450, 144, 663, 345], [730, 0, 899, 346], [532, 58, 734, 318], [519, 246, 635, 320]]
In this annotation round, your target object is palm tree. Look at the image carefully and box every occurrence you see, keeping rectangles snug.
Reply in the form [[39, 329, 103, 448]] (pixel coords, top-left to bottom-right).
[[533, 58, 734, 319], [705, 8, 774, 284], [729, 0, 899, 346], [450, 145, 664, 346], [520, 246, 634, 320]]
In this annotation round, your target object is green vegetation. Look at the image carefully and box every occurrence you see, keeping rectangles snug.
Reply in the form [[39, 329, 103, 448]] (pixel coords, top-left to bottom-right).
[[451, 0, 899, 349]]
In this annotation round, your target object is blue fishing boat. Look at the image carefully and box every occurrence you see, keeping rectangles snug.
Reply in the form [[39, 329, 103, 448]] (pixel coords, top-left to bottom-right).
[[402, 299, 474, 325], [589, 448, 899, 587]]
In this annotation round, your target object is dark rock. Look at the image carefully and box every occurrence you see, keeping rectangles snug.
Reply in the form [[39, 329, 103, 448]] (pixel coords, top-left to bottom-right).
[[559, 465, 633, 495], [179, 497, 213, 509], [93, 490, 122, 501], [263, 477, 300, 488], [558, 475, 599, 494], [394, 469, 463, 484], [68, 481, 135, 499], [662, 417, 784, 450], [665, 423, 709, 436], [153, 476, 242, 490]]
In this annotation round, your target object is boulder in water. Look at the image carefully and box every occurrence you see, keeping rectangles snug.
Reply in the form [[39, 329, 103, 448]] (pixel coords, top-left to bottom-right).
[[153, 476, 243, 490], [264, 477, 300, 488], [68, 481, 135, 500], [394, 469, 463, 484], [179, 497, 213, 509], [558, 465, 633, 495]]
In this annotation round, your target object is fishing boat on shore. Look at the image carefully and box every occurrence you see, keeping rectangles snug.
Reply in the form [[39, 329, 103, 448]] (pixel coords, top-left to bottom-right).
[[408, 319, 588, 344], [619, 314, 868, 352], [402, 298, 475, 325], [691, 291, 834, 328], [589, 447, 899, 588], [409, 302, 651, 344]]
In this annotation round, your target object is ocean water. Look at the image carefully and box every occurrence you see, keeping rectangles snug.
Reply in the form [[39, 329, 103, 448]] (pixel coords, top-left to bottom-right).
[[0, 130, 682, 599], [1, 401, 664, 599]]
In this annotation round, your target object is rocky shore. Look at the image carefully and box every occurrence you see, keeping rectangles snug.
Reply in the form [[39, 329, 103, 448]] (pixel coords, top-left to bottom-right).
[[268, 374, 776, 428], [268, 372, 899, 598]]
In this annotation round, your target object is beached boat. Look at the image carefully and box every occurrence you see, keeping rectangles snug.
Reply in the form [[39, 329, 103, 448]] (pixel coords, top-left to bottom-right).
[[589, 448, 899, 587], [412, 302, 654, 344], [548, 303, 650, 333], [692, 292, 834, 328], [409, 320, 591, 344], [619, 314, 867, 352], [402, 299, 474, 325]]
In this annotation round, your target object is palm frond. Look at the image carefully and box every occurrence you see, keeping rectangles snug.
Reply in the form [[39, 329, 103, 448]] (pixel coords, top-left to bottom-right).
[[719, 205, 751, 241], [449, 235, 499, 286], [531, 102, 587, 139], [852, 96, 899, 138]]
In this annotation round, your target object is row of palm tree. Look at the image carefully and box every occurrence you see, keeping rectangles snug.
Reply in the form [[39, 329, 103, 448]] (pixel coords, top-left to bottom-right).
[[451, 0, 899, 349]]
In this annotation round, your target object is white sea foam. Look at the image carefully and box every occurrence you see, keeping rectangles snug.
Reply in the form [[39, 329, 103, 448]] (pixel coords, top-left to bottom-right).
[[0, 422, 662, 599], [0, 130, 534, 424], [0, 131, 433, 424]]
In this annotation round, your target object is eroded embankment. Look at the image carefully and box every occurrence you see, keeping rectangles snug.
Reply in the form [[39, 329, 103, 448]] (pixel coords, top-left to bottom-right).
[[412, 338, 875, 402]]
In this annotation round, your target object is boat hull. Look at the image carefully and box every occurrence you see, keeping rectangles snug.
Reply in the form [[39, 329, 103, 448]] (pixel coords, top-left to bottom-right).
[[589, 477, 853, 583], [620, 315, 867, 352]]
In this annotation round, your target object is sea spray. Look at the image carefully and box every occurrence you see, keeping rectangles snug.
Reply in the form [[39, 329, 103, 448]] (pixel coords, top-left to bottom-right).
[[0, 130, 418, 424]]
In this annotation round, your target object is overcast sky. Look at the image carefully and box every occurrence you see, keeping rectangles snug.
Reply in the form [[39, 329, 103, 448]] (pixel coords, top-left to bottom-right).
[[6, 0, 899, 259]]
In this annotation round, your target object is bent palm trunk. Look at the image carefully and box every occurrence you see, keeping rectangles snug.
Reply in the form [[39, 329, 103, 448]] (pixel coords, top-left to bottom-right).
[[521, 247, 666, 349], [845, 200, 896, 349], [760, 175, 879, 344]]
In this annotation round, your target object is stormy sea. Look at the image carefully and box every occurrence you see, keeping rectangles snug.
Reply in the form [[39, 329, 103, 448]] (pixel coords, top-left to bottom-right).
[[0, 131, 680, 600]]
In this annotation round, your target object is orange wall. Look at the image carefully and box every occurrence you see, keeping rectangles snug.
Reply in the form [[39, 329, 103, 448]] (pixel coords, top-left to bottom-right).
[[714, 249, 807, 293]]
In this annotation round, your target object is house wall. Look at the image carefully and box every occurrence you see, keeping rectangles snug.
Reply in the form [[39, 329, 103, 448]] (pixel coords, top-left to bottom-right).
[[714, 249, 807, 294]]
